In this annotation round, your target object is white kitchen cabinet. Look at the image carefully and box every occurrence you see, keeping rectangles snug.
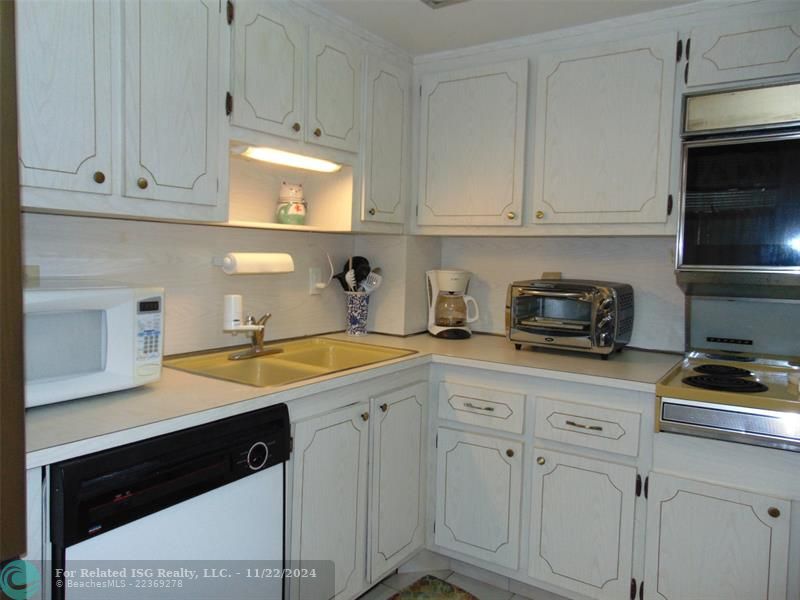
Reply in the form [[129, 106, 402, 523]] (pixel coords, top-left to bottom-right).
[[368, 382, 426, 582], [290, 402, 369, 600], [123, 0, 220, 206], [307, 27, 363, 153], [643, 472, 791, 600], [230, 0, 306, 140], [686, 9, 800, 87], [434, 427, 522, 569], [361, 58, 409, 224], [417, 60, 528, 227], [528, 449, 637, 600], [16, 0, 112, 195], [531, 33, 676, 225]]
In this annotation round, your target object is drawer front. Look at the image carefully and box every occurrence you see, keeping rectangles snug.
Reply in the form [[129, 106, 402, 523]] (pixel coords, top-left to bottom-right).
[[439, 381, 525, 434], [534, 396, 640, 457]]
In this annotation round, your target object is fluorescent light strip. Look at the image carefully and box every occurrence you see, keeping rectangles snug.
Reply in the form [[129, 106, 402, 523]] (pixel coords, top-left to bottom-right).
[[238, 146, 342, 173]]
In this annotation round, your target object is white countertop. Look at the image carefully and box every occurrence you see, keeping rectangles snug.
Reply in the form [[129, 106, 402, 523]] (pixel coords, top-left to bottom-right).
[[25, 333, 680, 468]]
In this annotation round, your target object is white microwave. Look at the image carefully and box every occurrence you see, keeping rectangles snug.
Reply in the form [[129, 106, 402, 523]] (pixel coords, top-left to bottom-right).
[[23, 280, 164, 407]]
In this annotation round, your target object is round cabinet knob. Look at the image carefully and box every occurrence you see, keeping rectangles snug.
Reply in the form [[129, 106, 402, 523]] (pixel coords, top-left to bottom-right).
[[93, 171, 106, 184], [536, 456, 546, 465], [313, 128, 322, 137], [768, 507, 781, 518], [361, 412, 369, 422], [380, 403, 388, 412], [137, 177, 149, 190], [292, 122, 301, 132], [535, 210, 545, 220], [506, 449, 515, 458], [369, 208, 376, 216], [506, 211, 517, 220], [246, 441, 269, 471]]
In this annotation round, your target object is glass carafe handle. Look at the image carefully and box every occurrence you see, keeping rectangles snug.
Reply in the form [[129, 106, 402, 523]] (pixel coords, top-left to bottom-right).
[[464, 295, 480, 324]]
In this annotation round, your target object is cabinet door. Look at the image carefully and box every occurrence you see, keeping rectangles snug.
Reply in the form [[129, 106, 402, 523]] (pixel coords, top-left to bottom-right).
[[644, 473, 791, 600], [532, 33, 676, 225], [123, 0, 220, 206], [362, 58, 409, 224], [529, 449, 636, 600], [290, 403, 369, 600], [231, 1, 305, 139], [16, 0, 112, 195], [368, 382, 426, 582], [307, 28, 362, 153], [417, 60, 528, 227], [434, 428, 522, 569], [688, 10, 800, 86]]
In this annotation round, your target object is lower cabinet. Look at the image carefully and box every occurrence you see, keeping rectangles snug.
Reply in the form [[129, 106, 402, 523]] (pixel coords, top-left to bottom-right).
[[643, 473, 791, 600], [434, 428, 523, 569], [528, 449, 637, 600]]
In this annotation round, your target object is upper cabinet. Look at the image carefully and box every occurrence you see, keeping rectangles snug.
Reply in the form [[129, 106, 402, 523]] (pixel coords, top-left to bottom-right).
[[230, 1, 306, 140], [16, 0, 112, 195], [532, 33, 677, 225], [417, 60, 528, 227], [686, 9, 800, 87], [362, 58, 410, 224], [123, 0, 220, 206]]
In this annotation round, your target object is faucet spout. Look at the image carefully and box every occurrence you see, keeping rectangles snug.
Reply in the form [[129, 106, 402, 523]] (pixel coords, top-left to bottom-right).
[[228, 313, 282, 360]]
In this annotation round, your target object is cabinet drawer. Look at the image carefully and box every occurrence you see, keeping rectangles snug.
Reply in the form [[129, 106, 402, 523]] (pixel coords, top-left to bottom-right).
[[439, 381, 525, 434], [534, 397, 640, 457]]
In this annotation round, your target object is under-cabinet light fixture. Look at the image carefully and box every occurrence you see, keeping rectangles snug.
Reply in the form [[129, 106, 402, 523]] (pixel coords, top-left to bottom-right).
[[235, 145, 342, 173]]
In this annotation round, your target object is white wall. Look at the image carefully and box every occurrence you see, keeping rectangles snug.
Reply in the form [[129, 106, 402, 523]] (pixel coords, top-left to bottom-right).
[[441, 236, 685, 352]]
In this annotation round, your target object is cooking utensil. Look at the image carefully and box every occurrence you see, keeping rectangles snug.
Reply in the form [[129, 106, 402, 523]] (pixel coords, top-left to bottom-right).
[[360, 270, 383, 295]]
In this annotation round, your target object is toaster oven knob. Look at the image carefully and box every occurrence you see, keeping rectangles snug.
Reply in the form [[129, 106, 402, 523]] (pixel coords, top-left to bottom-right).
[[599, 332, 612, 346], [598, 315, 614, 329], [599, 298, 613, 311]]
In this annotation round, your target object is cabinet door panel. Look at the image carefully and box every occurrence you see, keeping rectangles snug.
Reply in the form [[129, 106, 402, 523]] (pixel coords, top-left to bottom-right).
[[532, 33, 675, 224], [124, 0, 219, 205], [435, 428, 522, 569], [529, 449, 636, 600], [369, 382, 426, 582], [16, 0, 112, 194], [232, 1, 305, 139], [688, 10, 800, 86], [418, 60, 527, 226], [291, 403, 368, 600], [363, 58, 409, 224], [307, 28, 362, 152], [644, 473, 790, 600]]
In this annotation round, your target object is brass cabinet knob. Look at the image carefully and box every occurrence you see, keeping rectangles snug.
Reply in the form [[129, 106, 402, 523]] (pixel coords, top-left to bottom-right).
[[314, 128, 322, 137], [361, 412, 369, 421], [292, 122, 301, 132], [535, 210, 545, 220], [506, 211, 516, 220], [506, 449, 515, 458], [768, 507, 781, 518], [380, 403, 388, 412], [137, 177, 149, 189], [536, 456, 546, 465], [368, 208, 376, 216], [93, 171, 106, 184]]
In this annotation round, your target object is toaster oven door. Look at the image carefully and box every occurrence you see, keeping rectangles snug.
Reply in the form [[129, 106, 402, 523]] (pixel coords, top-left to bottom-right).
[[510, 289, 595, 347]]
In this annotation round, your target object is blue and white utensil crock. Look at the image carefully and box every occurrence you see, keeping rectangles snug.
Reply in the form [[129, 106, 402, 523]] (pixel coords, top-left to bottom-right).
[[345, 291, 369, 336]]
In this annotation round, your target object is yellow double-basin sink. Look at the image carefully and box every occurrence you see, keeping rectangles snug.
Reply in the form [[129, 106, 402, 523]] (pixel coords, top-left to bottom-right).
[[164, 337, 416, 388]]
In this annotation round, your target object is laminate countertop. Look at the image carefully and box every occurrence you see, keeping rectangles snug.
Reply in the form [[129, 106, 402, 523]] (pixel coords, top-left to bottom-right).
[[25, 333, 681, 468]]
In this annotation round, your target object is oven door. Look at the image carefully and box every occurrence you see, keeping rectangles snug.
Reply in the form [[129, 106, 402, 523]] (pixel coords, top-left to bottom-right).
[[678, 131, 800, 273], [510, 288, 596, 348]]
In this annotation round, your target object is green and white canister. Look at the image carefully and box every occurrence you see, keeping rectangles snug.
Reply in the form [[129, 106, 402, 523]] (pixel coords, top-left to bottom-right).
[[276, 181, 306, 225]]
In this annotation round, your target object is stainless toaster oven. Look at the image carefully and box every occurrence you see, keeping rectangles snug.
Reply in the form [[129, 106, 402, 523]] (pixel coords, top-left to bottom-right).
[[506, 279, 634, 358]]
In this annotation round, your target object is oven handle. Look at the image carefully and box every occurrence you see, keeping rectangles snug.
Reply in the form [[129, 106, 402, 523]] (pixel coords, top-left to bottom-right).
[[516, 289, 592, 300]]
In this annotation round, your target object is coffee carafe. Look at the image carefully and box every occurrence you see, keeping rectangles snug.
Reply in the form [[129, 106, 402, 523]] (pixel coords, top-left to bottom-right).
[[426, 270, 480, 339]]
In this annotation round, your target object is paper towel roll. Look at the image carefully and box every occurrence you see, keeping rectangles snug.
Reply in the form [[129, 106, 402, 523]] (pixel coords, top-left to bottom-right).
[[221, 253, 294, 275]]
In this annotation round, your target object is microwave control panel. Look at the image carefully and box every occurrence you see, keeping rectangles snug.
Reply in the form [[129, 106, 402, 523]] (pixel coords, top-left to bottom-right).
[[136, 296, 162, 362]]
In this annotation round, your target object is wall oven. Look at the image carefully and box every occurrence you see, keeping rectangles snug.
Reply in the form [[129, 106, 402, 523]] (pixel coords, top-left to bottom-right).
[[677, 82, 800, 297]]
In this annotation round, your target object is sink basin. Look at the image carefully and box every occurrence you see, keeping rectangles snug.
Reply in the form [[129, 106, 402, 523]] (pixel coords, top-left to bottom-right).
[[164, 338, 416, 388]]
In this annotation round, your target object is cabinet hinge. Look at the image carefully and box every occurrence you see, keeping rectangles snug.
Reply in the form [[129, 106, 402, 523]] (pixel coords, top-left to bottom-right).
[[644, 475, 649, 499], [667, 194, 673, 216], [685, 38, 691, 61], [289, 436, 294, 454], [639, 580, 644, 600], [435, 433, 438, 448], [684, 63, 689, 85], [433, 521, 436, 533], [635, 474, 642, 497], [419, 85, 422, 97], [225, 92, 233, 116], [676, 39, 683, 62], [630, 578, 637, 600], [226, 0, 234, 24]]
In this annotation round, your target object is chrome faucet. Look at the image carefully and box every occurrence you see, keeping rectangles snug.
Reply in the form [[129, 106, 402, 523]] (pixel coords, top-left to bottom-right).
[[228, 313, 283, 361]]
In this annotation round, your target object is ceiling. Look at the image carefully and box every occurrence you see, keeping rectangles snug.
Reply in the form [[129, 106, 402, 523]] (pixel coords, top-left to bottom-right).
[[318, 0, 696, 56]]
